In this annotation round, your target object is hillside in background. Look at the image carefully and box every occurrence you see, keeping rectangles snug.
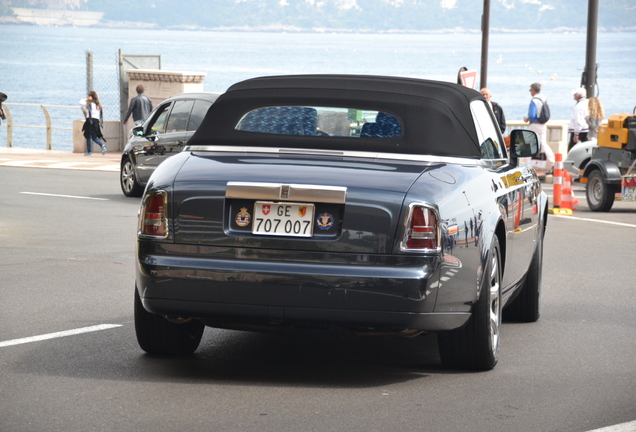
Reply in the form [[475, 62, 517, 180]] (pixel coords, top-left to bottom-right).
[[1, 0, 635, 31]]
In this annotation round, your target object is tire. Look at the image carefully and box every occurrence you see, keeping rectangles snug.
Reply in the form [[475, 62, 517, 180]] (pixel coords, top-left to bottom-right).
[[503, 226, 543, 322], [438, 236, 502, 371], [134, 287, 204, 355], [586, 170, 614, 212], [120, 157, 144, 197]]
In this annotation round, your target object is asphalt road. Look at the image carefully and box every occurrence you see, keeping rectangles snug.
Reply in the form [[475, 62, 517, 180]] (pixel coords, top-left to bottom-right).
[[1, 166, 635, 432]]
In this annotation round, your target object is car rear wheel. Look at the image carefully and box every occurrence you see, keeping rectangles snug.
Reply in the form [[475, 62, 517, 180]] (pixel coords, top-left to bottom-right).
[[586, 170, 614, 212], [437, 237, 501, 371], [438, 236, 502, 371], [503, 226, 543, 322], [121, 157, 144, 197], [134, 287, 204, 355]]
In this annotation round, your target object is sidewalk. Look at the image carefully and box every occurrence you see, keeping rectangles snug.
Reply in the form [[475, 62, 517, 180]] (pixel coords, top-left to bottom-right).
[[0, 146, 120, 172]]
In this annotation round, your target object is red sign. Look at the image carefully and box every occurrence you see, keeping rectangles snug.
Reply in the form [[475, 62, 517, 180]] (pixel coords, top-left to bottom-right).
[[262, 205, 270, 215], [460, 70, 478, 89]]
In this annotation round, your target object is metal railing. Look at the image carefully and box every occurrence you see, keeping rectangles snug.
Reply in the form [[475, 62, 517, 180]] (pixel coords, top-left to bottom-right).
[[0, 103, 85, 149]]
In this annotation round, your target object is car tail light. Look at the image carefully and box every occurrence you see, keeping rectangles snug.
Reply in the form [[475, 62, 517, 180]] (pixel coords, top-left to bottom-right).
[[402, 204, 439, 251], [139, 191, 168, 238]]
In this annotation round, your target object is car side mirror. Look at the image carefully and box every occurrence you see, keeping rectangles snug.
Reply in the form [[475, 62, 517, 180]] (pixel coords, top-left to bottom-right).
[[509, 129, 541, 159], [133, 125, 144, 136]]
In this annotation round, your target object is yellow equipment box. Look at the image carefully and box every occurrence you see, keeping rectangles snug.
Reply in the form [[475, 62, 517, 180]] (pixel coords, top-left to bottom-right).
[[598, 114, 636, 150]]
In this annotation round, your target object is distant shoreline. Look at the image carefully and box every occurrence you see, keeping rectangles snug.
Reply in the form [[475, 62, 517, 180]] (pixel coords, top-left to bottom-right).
[[1, 18, 635, 33]]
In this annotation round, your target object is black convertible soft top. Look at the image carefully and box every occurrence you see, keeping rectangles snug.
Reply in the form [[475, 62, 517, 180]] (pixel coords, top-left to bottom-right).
[[189, 75, 485, 158]]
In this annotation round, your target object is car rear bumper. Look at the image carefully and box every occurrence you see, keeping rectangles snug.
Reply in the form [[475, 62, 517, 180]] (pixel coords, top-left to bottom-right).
[[136, 242, 471, 331]]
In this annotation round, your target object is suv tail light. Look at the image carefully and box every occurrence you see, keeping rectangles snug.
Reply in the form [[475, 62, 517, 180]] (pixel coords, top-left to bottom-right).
[[139, 191, 168, 238], [401, 204, 439, 252]]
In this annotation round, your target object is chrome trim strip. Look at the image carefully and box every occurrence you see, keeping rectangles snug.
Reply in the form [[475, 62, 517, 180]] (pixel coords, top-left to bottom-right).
[[226, 182, 347, 204], [184, 145, 499, 167]]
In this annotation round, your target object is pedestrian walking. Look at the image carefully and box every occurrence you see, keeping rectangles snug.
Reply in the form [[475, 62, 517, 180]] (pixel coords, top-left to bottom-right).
[[523, 83, 555, 164], [124, 85, 153, 126], [79, 91, 107, 156], [586, 96, 605, 140], [568, 88, 589, 151], [480, 87, 506, 134]]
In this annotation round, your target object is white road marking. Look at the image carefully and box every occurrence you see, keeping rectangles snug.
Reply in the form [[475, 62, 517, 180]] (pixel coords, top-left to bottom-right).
[[545, 193, 584, 199], [552, 214, 636, 228], [587, 420, 636, 432], [46, 162, 99, 168], [0, 324, 123, 348], [87, 164, 120, 171], [0, 160, 57, 166], [20, 192, 109, 201], [1, 159, 118, 172]]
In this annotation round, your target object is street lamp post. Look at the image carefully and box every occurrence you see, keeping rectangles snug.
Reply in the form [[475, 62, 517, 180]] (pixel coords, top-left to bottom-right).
[[584, 0, 599, 98], [480, 0, 491, 90]]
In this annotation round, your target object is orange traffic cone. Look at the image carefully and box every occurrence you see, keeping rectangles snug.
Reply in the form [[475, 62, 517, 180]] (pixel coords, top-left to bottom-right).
[[570, 172, 581, 206], [552, 153, 563, 208], [561, 171, 578, 211], [549, 154, 573, 214]]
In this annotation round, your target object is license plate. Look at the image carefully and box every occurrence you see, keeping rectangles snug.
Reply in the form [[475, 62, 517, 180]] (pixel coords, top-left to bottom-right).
[[622, 186, 636, 202], [253, 202, 314, 237]]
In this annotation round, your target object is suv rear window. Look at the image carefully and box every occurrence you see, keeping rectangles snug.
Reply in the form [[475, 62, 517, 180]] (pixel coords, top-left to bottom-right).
[[235, 106, 402, 138]]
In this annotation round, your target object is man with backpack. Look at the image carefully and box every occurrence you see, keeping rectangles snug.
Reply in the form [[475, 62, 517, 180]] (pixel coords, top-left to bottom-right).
[[523, 82, 555, 164]]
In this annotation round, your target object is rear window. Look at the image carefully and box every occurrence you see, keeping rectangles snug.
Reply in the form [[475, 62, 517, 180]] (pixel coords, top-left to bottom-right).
[[235, 106, 402, 138]]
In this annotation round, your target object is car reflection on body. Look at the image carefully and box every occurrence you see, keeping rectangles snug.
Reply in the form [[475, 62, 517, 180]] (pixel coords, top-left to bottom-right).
[[134, 75, 547, 371], [120, 92, 220, 197]]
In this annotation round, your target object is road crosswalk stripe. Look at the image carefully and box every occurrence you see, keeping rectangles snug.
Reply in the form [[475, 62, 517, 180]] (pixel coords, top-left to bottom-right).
[[46, 162, 100, 168], [1, 160, 119, 171], [0, 160, 57, 166]]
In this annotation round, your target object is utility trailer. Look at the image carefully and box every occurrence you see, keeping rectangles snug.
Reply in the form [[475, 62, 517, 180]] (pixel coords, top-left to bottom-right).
[[581, 112, 636, 211]]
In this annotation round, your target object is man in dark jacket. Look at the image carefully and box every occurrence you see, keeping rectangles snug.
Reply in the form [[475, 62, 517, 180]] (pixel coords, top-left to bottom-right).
[[480, 87, 506, 134], [0, 92, 7, 124], [124, 85, 153, 126]]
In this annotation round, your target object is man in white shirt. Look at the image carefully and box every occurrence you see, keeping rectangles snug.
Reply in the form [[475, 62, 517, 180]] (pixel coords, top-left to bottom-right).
[[568, 88, 589, 151]]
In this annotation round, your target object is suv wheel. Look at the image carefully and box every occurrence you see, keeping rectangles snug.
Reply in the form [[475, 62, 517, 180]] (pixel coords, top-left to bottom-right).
[[121, 157, 144, 197]]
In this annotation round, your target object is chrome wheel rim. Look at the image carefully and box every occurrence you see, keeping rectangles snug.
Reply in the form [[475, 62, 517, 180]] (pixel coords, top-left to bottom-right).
[[489, 253, 501, 356], [121, 161, 135, 193]]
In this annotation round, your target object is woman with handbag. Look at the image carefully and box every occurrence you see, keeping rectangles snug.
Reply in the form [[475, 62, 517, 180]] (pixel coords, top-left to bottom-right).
[[79, 91, 107, 156]]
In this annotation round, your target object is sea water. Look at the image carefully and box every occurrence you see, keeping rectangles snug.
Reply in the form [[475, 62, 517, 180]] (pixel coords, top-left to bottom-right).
[[1, 24, 635, 151]]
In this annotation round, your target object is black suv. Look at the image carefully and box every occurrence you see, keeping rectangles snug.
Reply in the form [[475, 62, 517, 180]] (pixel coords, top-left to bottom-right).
[[120, 92, 220, 197]]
